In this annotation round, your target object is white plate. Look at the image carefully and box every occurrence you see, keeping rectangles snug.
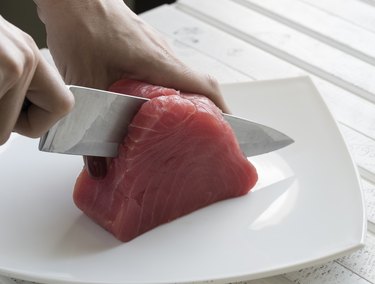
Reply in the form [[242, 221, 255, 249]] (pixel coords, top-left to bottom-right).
[[0, 77, 366, 284]]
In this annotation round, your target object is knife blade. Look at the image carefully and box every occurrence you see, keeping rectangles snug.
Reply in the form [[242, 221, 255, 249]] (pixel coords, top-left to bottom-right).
[[39, 85, 293, 157]]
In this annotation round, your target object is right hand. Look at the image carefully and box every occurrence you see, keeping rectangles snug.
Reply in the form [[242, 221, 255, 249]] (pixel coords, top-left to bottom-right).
[[0, 16, 74, 145]]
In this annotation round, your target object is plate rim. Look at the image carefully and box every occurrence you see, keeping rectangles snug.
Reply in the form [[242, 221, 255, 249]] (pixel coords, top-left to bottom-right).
[[0, 76, 367, 284]]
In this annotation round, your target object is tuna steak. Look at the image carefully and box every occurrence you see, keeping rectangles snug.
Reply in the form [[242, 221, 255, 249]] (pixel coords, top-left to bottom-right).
[[73, 79, 258, 242]]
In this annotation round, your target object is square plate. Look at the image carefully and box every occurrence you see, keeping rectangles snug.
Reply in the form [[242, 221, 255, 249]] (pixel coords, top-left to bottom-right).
[[0, 77, 366, 283]]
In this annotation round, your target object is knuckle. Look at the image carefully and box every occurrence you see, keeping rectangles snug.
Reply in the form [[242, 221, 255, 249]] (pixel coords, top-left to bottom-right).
[[205, 74, 220, 93], [1, 42, 38, 85], [22, 32, 36, 47], [2, 56, 24, 83], [22, 46, 38, 72], [202, 74, 229, 112], [178, 63, 198, 80], [16, 32, 38, 72]]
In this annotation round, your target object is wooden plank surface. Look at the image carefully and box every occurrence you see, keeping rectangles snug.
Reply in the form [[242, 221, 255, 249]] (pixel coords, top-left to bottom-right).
[[298, 0, 375, 31], [175, 0, 375, 104], [233, 0, 375, 65]]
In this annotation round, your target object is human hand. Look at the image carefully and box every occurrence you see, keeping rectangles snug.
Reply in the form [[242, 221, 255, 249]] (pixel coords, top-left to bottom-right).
[[34, 0, 229, 178], [34, 0, 229, 111], [0, 16, 74, 145]]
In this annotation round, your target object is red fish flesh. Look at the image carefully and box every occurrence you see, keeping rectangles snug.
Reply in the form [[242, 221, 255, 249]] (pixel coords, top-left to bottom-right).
[[73, 79, 258, 242]]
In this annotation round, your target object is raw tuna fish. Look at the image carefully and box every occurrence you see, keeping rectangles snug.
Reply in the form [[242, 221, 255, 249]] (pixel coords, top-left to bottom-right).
[[73, 79, 258, 242]]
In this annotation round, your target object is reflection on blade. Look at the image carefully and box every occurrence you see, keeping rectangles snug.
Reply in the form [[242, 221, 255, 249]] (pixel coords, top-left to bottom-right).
[[39, 86, 149, 157], [223, 114, 294, 157]]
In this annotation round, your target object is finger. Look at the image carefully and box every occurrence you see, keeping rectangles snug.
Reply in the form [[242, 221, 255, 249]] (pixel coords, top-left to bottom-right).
[[0, 37, 37, 144], [132, 54, 231, 113], [0, 82, 31, 144], [174, 67, 231, 113], [14, 53, 74, 138]]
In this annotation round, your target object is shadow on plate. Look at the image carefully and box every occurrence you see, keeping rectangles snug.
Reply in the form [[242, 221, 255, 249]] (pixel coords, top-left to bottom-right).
[[49, 214, 121, 259]]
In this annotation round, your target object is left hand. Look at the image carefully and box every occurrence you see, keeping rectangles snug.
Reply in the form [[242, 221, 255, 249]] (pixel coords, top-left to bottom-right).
[[34, 0, 230, 179], [34, 0, 229, 111]]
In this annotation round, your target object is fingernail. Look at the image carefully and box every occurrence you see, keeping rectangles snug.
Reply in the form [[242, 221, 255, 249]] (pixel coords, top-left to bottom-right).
[[84, 156, 107, 179]]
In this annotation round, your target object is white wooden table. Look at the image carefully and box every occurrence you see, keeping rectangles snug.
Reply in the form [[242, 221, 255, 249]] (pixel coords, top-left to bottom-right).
[[2, 0, 375, 283]]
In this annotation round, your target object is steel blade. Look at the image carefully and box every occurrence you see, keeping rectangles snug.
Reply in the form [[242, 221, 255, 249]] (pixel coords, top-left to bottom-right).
[[223, 114, 294, 157]]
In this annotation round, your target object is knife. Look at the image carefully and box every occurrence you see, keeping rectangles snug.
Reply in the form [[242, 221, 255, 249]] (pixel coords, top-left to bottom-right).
[[38, 85, 294, 157]]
